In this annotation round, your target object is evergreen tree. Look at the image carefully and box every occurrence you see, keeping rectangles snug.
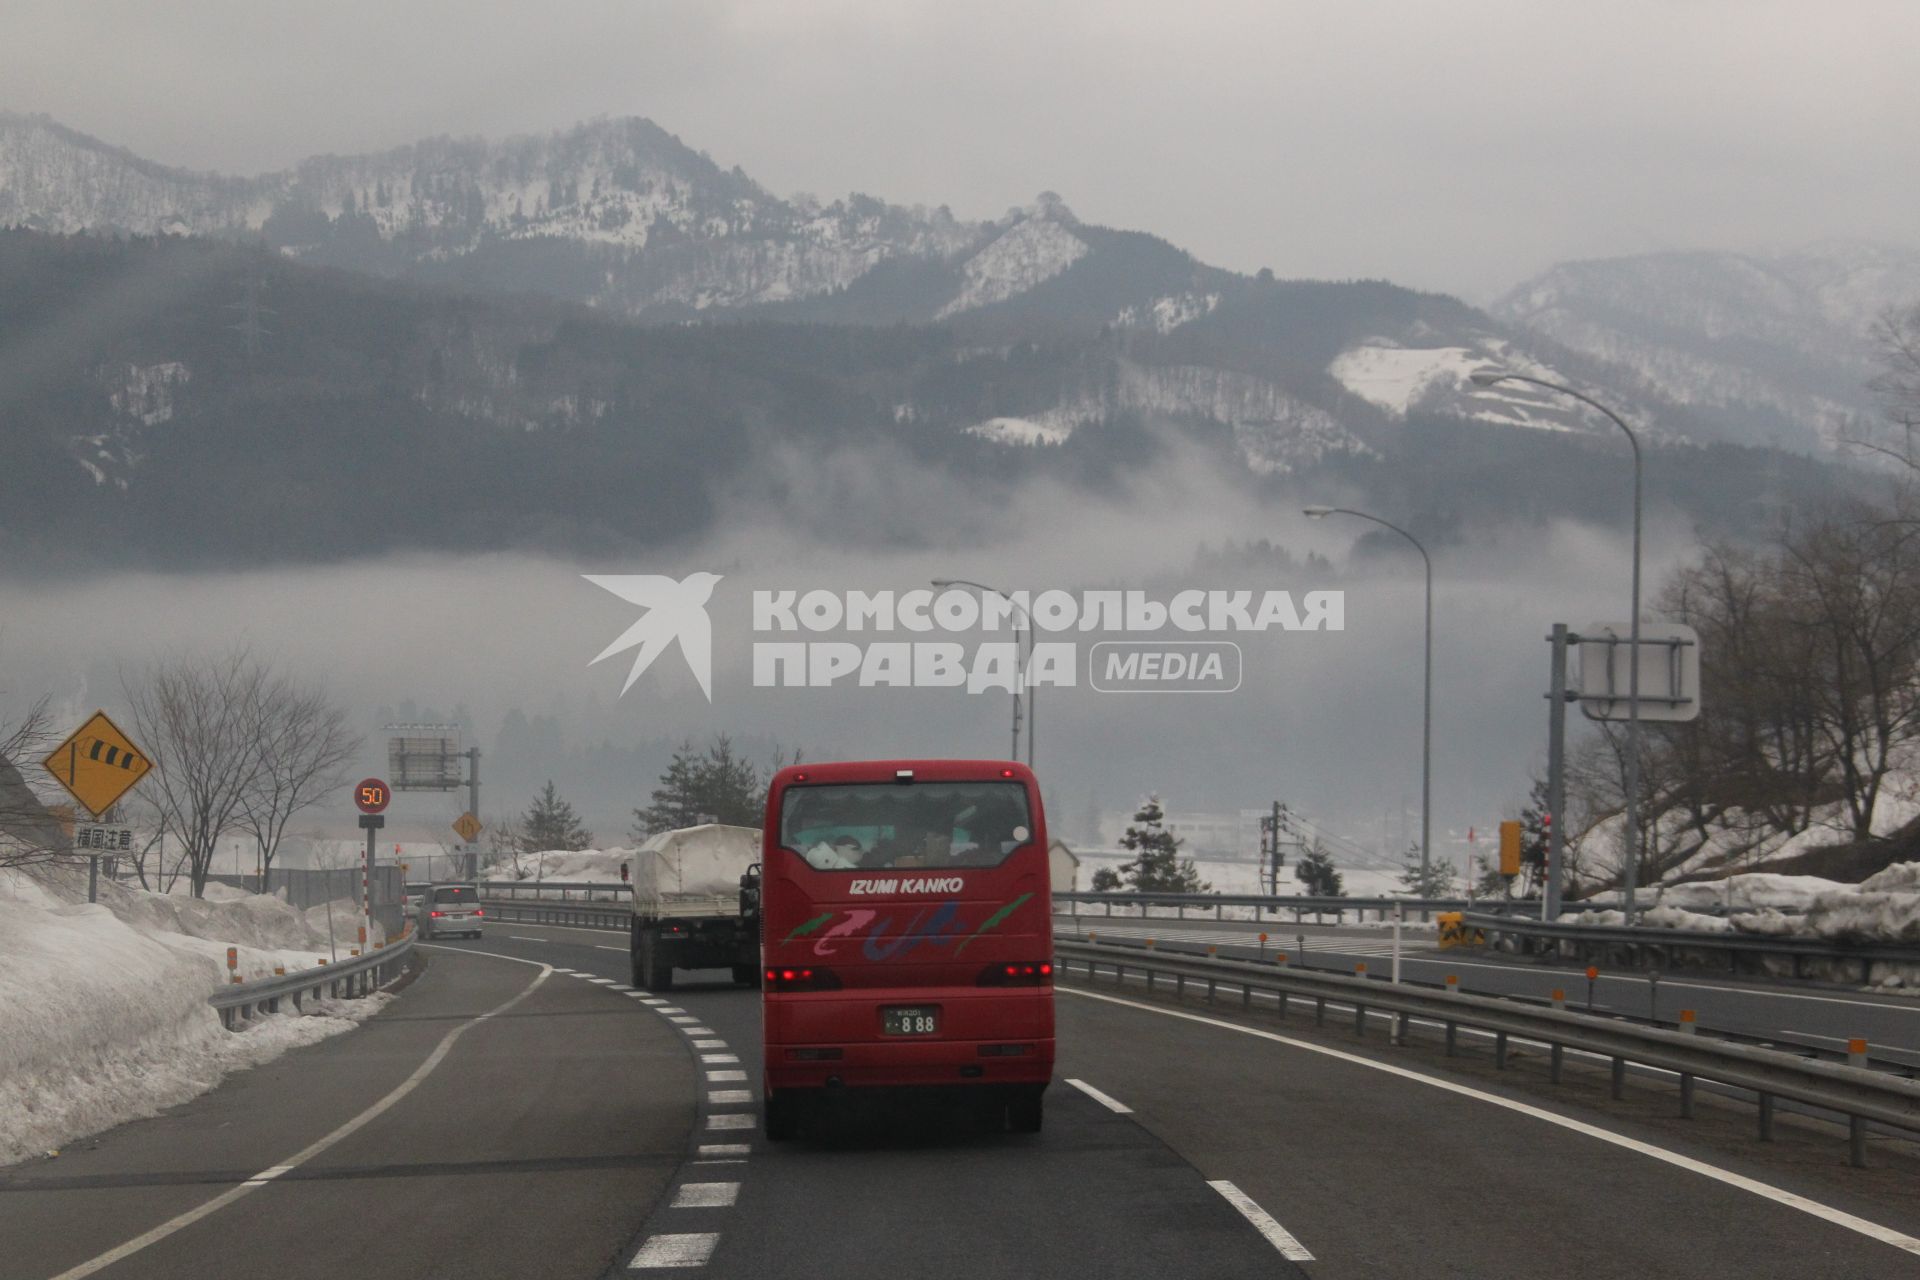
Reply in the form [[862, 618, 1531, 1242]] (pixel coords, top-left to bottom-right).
[[1472, 850, 1509, 898], [1089, 864, 1123, 891], [1111, 796, 1211, 893], [521, 780, 592, 851], [631, 735, 778, 839], [1396, 844, 1457, 897], [1294, 839, 1345, 897], [1520, 777, 1552, 871]]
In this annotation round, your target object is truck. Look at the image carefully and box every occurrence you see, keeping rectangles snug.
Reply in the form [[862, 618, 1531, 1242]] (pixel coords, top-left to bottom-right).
[[629, 823, 763, 992]]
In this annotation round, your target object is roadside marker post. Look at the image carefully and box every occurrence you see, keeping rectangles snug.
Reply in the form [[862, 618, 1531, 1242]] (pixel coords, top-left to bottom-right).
[[1586, 966, 1599, 1012]]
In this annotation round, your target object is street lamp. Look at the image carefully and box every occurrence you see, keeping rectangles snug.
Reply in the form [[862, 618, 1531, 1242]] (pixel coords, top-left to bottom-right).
[[1469, 368, 1645, 925], [1304, 506, 1433, 884], [930, 578, 1033, 766]]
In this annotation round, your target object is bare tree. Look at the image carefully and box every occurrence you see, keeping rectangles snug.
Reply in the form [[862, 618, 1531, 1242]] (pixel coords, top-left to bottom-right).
[[1853, 304, 1920, 470], [0, 696, 71, 871], [123, 651, 271, 897], [236, 677, 361, 888]]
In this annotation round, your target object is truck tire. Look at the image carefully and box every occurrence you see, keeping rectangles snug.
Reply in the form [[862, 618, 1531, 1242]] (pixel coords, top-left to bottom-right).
[[764, 1089, 797, 1141], [640, 936, 675, 991], [731, 963, 760, 988]]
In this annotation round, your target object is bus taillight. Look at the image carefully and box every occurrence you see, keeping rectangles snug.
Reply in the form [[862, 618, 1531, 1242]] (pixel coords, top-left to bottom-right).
[[763, 965, 842, 991], [977, 961, 1053, 987]]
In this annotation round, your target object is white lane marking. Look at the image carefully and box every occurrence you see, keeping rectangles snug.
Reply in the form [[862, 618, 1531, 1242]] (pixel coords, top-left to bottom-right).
[[1209, 1180, 1315, 1261], [706, 1113, 755, 1130], [672, 1181, 741, 1208], [657, 1007, 686, 1014], [692, 1159, 746, 1166], [642, 998, 669, 1006], [699, 1143, 751, 1157], [694, 1041, 729, 1051], [509, 935, 544, 942], [708, 1089, 754, 1104], [668, 1015, 701, 1024], [629, 1232, 719, 1269], [589, 977, 619, 985], [626, 992, 649, 999], [49, 948, 554, 1280], [701, 1053, 739, 1064], [610, 983, 635, 991], [596, 944, 627, 952], [1065, 1078, 1133, 1114], [550, 967, 577, 974], [1063, 986, 1920, 1258], [682, 1027, 716, 1036], [707, 1070, 748, 1082]]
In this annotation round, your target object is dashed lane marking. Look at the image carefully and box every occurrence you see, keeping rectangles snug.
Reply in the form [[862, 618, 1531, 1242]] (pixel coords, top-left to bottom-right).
[[1063, 986, 1920, 1258], [706, 1113, 755, 1130], [672, 1182, 741, 1208], [682, 1027, 717, 1036], [1210, 1180, 1316, 1262], [699, 1144, 751, 1157], [708, 1090, 754, 1104], [629, 1232, 719, 1269], [700, 1053, 738, 1063], [707, 1070, 748, 1082], [1065, 1078, 1133, 1114]]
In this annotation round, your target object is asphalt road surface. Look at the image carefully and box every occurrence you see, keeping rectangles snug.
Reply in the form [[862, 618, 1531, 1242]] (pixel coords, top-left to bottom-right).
[[5, 919, 1919, 1279]]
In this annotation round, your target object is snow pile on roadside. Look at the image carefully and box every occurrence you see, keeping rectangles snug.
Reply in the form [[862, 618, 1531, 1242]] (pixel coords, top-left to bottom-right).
[[0, 869, 392, 1167], [1728, 864, 1920, 944], [1578, 905, 1733, 932], [484, 847, 641, 884], [1654, 873, 1851, 913]]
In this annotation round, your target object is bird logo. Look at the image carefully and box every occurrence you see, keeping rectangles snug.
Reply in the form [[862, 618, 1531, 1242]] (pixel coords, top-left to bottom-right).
[[583, 572, 723, 701]]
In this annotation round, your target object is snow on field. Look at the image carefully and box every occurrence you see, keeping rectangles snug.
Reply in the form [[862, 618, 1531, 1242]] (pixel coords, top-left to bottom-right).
[[0, 867, 390, 1166]]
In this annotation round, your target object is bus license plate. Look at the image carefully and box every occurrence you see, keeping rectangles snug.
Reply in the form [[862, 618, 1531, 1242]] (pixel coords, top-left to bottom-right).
[[882, 1006, 939, 1036]]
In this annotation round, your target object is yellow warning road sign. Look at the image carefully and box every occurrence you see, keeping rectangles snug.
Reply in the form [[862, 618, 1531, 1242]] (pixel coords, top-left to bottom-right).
[[43, 710, 152, 818], [452, 812, 482, 843]]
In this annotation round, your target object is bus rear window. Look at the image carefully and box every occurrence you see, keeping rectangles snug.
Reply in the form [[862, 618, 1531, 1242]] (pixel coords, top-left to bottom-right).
[[781, 781, 1032, 872]]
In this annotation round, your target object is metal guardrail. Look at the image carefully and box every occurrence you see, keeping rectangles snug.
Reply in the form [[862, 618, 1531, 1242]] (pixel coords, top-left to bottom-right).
[[208, 933, 415, 1030], [1465, 911, 1920, 983], [480, 899, 628, 931], [1056, 890, 1515, 924], [479, 880, 630, 902], [1056, 938, 1920, 1166]]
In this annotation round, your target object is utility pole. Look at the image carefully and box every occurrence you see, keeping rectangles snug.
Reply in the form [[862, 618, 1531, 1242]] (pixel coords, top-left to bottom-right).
[[1545, 625, 1574, 920]]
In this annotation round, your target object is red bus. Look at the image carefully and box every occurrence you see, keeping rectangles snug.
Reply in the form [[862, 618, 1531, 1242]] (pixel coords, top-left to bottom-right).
[[759, 759, 1056, 1138]]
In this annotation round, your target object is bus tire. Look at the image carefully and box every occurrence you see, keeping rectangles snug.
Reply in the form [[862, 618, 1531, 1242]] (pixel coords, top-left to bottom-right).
[[764, 1090, 797, 1141], [731, 963, 760, 988], [1007, 1088, 1044, 1134]]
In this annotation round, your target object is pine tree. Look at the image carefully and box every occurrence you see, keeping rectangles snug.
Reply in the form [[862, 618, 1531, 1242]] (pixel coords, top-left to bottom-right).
[[1112, 796, 1211, 893], [521, 780, 592, 851], [1520, 777, 1552, 871], [1397, 844, 1457, 897], [631, 735, 776, 839], [1294, 839, 1345, 897]]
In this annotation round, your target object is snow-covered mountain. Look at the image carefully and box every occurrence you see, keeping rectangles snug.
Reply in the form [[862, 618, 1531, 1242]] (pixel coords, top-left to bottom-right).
[[1493, 241, 1920, 452], [0, 112, 1085, 318]]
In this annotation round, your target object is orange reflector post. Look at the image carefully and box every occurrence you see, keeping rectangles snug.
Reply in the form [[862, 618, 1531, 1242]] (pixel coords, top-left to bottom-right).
[[1586, 966, 1599, 981], [1354, 962, 1367, 975]]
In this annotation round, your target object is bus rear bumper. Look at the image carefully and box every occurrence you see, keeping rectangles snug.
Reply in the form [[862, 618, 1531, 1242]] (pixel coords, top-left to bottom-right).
[[764, 1038, 1055, 1091]]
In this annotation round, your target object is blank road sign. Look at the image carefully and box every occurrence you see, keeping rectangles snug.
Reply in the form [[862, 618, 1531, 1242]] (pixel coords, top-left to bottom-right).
[[1577, 621, 1701, 723], [43, 710, 152, 818]]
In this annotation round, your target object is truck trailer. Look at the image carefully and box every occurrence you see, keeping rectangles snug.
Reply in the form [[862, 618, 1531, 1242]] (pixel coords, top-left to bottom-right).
[[629, 823, 762, 991]]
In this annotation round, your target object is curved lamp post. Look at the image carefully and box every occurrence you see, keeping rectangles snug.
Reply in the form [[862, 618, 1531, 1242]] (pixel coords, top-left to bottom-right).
[[1304, 506, 1433, 882], [1469, 368, 1644, 924], [931, 578, 1033, 766]]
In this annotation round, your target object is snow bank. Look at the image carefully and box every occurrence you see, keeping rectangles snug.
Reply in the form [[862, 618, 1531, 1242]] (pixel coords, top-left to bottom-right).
[[484, 846, 639, 883], [0, 869, 391, 1166], [1654, 873, 1850, 913]]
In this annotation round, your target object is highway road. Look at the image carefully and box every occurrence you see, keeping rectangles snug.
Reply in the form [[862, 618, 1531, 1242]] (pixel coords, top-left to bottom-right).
[[4, 919, 1919, 1279]]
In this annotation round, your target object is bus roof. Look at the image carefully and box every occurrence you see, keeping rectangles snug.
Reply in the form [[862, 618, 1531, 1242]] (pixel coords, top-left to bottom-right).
[[769, 759, 1037, 788]]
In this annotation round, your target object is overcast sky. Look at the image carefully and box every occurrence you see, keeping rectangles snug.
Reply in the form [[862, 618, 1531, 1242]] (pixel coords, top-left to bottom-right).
[[5, 0, 1916, 300]]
